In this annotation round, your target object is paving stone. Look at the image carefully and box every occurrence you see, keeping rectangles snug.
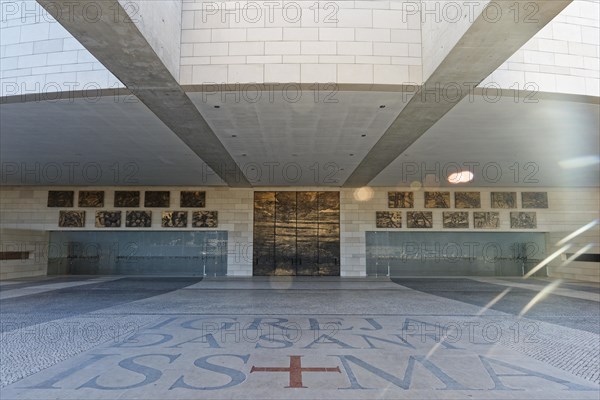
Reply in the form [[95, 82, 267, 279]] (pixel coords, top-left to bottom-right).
[[0, 276, 598, 399]]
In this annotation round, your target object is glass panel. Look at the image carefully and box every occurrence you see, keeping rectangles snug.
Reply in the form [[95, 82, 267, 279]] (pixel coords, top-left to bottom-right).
[[366, 231, 391, 277], [365, 231, 547, 277], [48, 231, 228, 276]]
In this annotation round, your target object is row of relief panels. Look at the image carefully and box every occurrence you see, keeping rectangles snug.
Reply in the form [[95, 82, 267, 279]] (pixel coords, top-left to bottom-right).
[[58, 210, 218, 228], [47, 191, 206, 208], [376, 211, 538, 229], [47, 190, 548, 209], [388, 191, 548, 209]]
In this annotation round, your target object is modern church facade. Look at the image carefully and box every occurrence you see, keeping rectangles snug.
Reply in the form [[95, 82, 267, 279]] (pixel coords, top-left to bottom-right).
[[1, 1, 599, 281], [2, 186, 598, 280]]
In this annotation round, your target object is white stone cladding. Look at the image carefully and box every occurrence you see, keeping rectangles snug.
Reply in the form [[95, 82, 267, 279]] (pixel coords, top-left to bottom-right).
[[0, 228, 48, 280], [179, 0, 425, 85], [482, 0, 600, 97], [0, 0, 123, 97], [1, 1, 598, 96]]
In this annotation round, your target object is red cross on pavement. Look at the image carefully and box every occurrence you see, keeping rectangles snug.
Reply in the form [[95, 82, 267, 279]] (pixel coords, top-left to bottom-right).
[[250, 355, 341, 388]]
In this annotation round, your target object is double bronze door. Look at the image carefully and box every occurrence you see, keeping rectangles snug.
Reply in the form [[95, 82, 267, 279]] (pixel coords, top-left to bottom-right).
[[253, 191, 340, 276]]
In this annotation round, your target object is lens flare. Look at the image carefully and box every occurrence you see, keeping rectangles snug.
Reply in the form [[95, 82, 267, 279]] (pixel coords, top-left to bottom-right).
[[556, 219, 599, 246], [353, 187, 374, 202], [476, 288, 512, 316], [560, 244, 595, 268], [410, 181, 422, 190], [523, 245, 571, 279], [519, 280, 563, 318]]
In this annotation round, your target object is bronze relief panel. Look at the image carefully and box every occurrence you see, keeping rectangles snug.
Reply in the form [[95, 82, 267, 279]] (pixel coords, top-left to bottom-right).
[[296, 192, 319, 276], [317, 191, 340, 276], [274, 192, 297, 276], [253, 192, 276, 276], [79, 191, 104, 207], [48, 191, 74, 207], [115, 191, 140, 208], [252, 191, 340, 276]]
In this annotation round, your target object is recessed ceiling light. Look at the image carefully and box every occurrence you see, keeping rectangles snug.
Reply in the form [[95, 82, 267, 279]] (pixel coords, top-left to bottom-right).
[[448, 171, 474, 184]]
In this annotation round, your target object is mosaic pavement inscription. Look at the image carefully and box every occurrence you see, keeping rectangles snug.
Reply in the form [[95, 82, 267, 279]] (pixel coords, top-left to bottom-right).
[[0, 277, 598, 400]]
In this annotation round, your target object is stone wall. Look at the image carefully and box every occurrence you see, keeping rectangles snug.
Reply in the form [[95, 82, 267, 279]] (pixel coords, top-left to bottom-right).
[[179, 0, 424, 85], [482, 0, 600, 97], [0, 0, 123, 97], [2, 0, 598, 96]]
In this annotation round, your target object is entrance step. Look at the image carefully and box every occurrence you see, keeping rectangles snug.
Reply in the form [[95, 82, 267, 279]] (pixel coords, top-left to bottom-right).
[[184, 276, 403, 290]]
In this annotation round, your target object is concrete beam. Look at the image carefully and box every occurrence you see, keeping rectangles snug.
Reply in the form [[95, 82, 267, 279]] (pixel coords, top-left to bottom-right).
[[36, 0, 251, 187], [344, 0, 573, 187], [119, 0, 182, 81]]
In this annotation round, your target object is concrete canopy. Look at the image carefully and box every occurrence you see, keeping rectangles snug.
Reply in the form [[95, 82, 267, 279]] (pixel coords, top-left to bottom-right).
[[1, 0, 597, 187], [34, 0, 251, 187], [343, 0, 574, 187], [1, 91, 598, 187]]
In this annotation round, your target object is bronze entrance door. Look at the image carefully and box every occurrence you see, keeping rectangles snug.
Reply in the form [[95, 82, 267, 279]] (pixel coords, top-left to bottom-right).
[[253, 191, 340, 276]]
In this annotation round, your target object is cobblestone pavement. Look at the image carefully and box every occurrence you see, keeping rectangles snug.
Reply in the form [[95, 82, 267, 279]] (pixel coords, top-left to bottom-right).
[[0, 276, 98, 292], [392, 278, 600, 333], [393, 278, 600, 383], [0, 277, 201, 388], [0, 276, 598, 399]]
